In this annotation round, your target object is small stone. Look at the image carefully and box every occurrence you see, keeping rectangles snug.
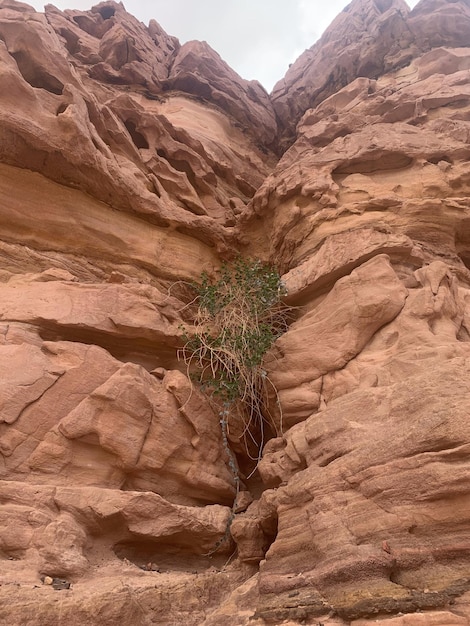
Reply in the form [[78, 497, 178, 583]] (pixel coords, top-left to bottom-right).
[[43, 576, 53, 585], [52, 578, 71, 590], [150, 367, 166, 379], [234, 490, 253, 513]]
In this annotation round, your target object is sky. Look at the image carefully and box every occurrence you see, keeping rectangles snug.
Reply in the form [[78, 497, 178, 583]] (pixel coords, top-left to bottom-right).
[[28, 0, 421, 91]]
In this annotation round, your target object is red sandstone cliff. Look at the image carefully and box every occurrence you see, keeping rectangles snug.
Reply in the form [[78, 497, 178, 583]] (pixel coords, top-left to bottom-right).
[[1, 0, 470, 624]]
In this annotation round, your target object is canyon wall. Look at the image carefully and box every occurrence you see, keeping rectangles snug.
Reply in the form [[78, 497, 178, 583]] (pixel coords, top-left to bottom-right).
[[1, 0, 470, 624]]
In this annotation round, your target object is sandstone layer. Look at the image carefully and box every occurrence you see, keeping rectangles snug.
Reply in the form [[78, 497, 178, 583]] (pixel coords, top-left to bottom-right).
[[2, 0, 470, 624]]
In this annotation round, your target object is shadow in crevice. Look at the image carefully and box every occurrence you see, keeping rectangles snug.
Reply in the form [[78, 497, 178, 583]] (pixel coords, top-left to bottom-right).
[[11, 51, 64, 95], [455, 217, 470, 271], [113, 539, 227, 573], [37, 322, 181, 372]]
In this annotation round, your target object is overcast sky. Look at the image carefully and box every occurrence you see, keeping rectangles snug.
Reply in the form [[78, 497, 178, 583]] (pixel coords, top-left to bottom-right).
[[29, 0, 420, 91]]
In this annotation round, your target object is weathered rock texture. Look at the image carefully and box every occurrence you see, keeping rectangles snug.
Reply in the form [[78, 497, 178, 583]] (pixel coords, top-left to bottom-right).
[[2, 0, 470, 624]]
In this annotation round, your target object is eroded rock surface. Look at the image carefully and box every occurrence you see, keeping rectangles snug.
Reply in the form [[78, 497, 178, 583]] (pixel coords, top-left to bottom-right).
[[2, 0, 470, 624], [271, 0, 470, 148]]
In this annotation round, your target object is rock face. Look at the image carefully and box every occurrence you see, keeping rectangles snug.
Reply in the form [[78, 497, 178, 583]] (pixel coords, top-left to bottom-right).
[[2, 0, 470, 624], [271, 0, 470, 148]]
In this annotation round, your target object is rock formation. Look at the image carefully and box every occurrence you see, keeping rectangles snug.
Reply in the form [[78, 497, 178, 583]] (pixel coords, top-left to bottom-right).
[[1, 0, 470, 624]]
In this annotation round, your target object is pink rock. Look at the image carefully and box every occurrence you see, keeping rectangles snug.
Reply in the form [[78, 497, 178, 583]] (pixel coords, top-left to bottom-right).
[[1, 0, 470, 623], [265, 256, 407, 428]]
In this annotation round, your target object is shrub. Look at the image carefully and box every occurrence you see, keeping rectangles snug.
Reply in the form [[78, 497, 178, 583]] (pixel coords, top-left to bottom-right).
[[181, 257, 289, 457]]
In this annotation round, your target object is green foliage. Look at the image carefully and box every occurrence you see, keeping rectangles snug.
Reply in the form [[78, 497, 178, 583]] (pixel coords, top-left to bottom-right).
[[180, 258, 290, 554], [181, 257, 288, 429]]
